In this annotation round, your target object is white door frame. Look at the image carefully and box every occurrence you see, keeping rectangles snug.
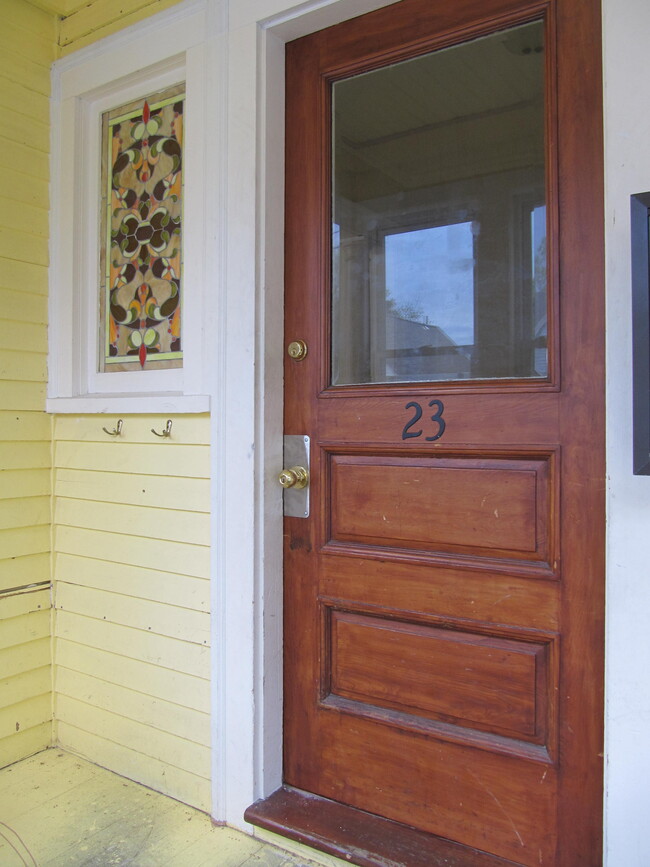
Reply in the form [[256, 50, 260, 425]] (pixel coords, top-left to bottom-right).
[[211, 0, 400, 829]]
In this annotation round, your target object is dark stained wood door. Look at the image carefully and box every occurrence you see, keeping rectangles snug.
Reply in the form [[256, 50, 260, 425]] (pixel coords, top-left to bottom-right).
[[279, 1, 604, 864]]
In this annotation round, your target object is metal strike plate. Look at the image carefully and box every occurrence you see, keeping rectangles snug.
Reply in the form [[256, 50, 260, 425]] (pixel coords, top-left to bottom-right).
[[282, 435, 310, 517]]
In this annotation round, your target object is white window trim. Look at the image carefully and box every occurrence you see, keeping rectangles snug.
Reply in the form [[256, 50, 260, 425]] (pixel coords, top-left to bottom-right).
[[47, 0, 212, 413]]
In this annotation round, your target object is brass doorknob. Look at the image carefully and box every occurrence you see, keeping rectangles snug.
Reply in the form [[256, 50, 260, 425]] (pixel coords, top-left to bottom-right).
[[278, 466, 309, 489]]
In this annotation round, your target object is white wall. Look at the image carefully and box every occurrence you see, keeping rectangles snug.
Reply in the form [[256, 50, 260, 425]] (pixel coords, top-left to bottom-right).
[[603, 1, 650, 864]]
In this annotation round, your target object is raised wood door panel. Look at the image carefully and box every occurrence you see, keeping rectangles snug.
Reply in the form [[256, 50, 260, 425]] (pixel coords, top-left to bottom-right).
[[327, 451, 555, 568], [281, 1, 604, 865]]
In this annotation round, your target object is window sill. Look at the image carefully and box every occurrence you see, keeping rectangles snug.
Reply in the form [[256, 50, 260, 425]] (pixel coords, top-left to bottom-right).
[[46, 393, 210, 415]]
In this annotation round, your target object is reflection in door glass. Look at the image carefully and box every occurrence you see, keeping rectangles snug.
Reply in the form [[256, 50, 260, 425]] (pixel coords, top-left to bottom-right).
[[532, 205, 547, 377], [331, 20, 547, 386]]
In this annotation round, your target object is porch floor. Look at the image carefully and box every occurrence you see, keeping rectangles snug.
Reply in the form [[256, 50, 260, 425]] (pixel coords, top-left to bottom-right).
[[0, 749, 325, 866]]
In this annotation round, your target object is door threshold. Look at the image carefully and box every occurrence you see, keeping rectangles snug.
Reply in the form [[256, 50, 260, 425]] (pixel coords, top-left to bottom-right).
[[244, 786, 522, 867]]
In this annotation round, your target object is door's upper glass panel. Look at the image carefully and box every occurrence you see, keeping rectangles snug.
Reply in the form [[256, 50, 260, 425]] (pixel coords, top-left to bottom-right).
[[331, 21, 547, 386]]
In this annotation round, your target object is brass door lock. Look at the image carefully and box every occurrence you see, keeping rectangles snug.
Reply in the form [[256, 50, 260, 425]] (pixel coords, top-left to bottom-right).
[[287, 340, 308, 361]]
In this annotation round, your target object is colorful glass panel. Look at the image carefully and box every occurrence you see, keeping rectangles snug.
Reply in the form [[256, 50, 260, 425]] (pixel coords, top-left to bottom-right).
[[100, 86, 184, 371]]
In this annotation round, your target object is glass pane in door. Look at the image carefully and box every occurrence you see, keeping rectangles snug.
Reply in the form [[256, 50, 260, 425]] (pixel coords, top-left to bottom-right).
[[331, 20, 547, 386]]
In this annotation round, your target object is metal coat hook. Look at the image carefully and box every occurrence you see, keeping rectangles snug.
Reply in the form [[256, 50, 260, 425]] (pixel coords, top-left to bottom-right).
[[102, 419, 123, 437], [152, 419, 173, 438]]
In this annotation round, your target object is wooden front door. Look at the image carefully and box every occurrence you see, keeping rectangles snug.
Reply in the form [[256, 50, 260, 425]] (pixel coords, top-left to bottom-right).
[[251, 1, 604, 865]]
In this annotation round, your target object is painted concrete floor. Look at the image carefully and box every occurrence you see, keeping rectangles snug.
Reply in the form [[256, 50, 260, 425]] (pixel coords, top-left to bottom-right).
[[0, 749, 329, 866]]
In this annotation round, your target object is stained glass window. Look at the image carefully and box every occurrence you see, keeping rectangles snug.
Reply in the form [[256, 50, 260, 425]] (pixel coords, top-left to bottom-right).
[[100, 85, 184, 372]]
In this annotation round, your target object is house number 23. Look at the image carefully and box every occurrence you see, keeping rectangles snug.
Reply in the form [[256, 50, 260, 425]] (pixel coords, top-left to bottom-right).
[[401, 399, 446, 441]]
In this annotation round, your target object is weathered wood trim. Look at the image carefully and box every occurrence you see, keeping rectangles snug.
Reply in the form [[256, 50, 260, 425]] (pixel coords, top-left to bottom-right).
[[246, 787, 522, 867]]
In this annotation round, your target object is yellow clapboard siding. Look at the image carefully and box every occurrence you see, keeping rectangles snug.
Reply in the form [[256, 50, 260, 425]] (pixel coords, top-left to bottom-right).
[[1, 167, 49, 209], [0, 525, 50, 561], [55, 639, 209, 713], [0, 196, 49, 238], [0, 259, 48, 296], [0, 665, 50, 708], [0, 109, 50, 155], [0, 76, 50, 122], [55, 667, 210, 746], [0, 287, 48, 322], [0, 469, 50, 499], [0, 139, 50, 184], [0, 441, 51, 469], [55, 722, 210, 811], [0, 607, 50, 651], [0, 0, 54, 771], [0, 497, 50, 530], [55, 695, 210, 779], [54, 468, 210, 512], [55, 497, 210, 547], [0, 606, 50, 652], [1, 47, 51, 96], [0, 380, 46, 411], [60, 0, 183, 50], [55, 611, 209, 677], [0, 721, 51, 769], [0, 226, 49, 269], [54, 413, 210, 445], [1, 21, 57, 66], [54, 526, 209, 578], [0, 411, 50, 441], [0, 587, 50, 619], [0, 637, 51, 680], [2, 0, 59, 43], [54, 441, 209, 478], [0, 320, 48, 354], [0, 554, 49, 593], [0, 693, 52, 739], [0, 349, 47, 382], [54, 554, 208, 611], [55, 583, 210, 645], [0, 76, 50, 121]]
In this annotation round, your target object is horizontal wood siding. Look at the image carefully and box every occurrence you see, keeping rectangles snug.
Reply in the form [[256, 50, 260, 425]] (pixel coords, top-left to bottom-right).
[[0, 0, 56, 768], [0, 589, 52, 767], [53, 415, 211, 812]]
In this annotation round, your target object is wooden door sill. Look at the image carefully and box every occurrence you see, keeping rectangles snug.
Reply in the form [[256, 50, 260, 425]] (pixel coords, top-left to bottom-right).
[[244, 786, 522, 867]]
